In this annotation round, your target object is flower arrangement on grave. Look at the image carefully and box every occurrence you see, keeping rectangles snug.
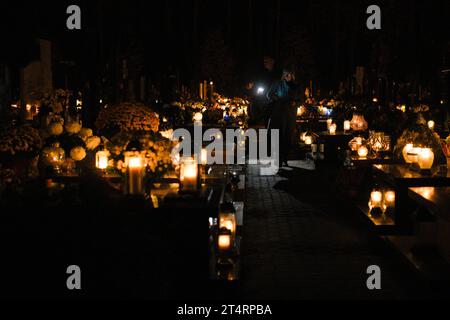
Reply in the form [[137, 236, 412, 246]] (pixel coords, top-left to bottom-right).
[[32, 88, 72, 115], [0, 125, 43, 160], [95, 102, 160, 137], [0, 125, 43, 182], [105, 132, 176, 179], [393, 114, 445, 165], [41, 119, 101, 173]]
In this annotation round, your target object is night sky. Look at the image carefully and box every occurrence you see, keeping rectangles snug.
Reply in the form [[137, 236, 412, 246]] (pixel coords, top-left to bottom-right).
[[1, 0, 449, 95]]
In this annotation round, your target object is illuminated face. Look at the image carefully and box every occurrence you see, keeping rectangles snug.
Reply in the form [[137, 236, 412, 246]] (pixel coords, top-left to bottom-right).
[[283, 72, 294, 82]]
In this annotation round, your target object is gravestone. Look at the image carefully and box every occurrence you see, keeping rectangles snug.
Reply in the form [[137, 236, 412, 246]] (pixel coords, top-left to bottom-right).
[[20, 39, 53, 104]]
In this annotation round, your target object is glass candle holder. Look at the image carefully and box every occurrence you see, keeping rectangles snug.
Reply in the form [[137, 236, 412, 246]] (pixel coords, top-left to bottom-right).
[[358, 145, 369, 159], [95, 150, 109, 171], [418, 148, 434, 170], [180, 157, 198, 191]]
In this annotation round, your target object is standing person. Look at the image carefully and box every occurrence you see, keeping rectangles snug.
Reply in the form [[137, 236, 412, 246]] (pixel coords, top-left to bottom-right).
[[249, 56, 280, 126], [260, 56, 280, 126], [267, 65, 300, 167]]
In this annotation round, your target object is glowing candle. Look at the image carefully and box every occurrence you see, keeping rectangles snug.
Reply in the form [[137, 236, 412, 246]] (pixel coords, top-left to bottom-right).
[[220, 215, 236, 236], [180, 157, 198, 191], [344, 120, 351, 132], [297, 106, 305, 117], [201, 148, 208, 166], [384, 191, 396, 207], [210, 81, 214, 100], [370, 190, 383, 207], [418, 148, 434, 170], [193, 112, 203, 123], [305, 136, 313, 145], [25, 104, 33, 120], [327, 118, 333, 130], [408, 147, 422, 164], [329, 123, 337, 135], [127, 156, 144, 195], [300, 132, 307, 142], [358, 145, 369, 159], [402, 144, 414, 164], [95, 150, 109, 170], [219, 203, 237, 237], [218, 233, 232, 251]]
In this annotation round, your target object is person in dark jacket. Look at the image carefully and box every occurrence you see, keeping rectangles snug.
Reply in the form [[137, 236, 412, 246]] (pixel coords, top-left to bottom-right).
[[266, 66, 300, 167]]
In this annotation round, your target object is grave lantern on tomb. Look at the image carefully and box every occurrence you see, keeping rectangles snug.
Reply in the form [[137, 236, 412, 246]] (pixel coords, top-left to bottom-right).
[[180, 157, 198, 191], [350, 114, 368, 131], [418, 148, 434, 171], [369, 189, 383, 216], [95, 150, 109, 171], [219, 202, 237, 238]]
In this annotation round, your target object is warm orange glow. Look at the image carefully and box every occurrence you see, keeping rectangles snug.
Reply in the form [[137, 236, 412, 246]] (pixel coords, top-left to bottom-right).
[[300, 132, 307, 141], [193, 112, 203, 122], [182, 161, 197, 179], [358, 145, 369, 158], [180, 157, 198, 190], [326, 118, 333, 130], [384, 191, 395, 206], [305, 136, 313, 145], [371, 191, 383, 204], [218, 234, 231, 250], [418, 187, 435, 199], [126, 155, 144, 195], [329, 123, 337, 135], [219, 214, 236, 235], [408, 147, 422, 164], [403, 144, 414, 164], [427, 120, 435, 130], [344, 120, 351, 131], [201, 148, 208, 165], [418, 148, 434, 170], [128, 156, 143, 168], [96, 151, 109, 170]]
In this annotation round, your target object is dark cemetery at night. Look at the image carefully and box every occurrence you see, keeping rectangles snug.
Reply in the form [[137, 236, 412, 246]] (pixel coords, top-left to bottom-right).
[[1, 0, 450, 306]]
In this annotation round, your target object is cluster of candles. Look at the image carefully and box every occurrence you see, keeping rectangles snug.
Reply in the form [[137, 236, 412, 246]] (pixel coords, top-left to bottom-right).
[[348, 136, 369, 159], [369, 189, 396, 213], [402, 144, 435, 170], [325, 119, 351, 135], [95, 147, 210, 195]]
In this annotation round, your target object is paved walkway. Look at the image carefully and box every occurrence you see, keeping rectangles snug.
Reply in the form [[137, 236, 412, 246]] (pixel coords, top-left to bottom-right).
[[240, 162, 433, 300]]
